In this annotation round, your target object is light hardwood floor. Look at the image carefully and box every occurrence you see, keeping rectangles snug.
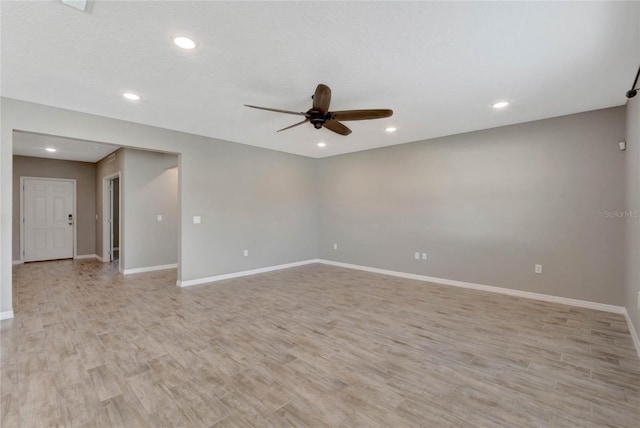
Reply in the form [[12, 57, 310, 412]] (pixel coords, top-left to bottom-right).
[[2, 260, 639, 427]]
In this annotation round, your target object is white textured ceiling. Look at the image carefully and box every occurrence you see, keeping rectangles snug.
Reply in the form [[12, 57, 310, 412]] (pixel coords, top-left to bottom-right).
[[13, 131, 119, 163], [2, 1, 638, 158]]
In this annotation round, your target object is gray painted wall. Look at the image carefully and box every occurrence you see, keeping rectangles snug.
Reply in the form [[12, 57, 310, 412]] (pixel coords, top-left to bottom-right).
[[1, 97, 318, 313], [318, 107, 626, 305], [625, 96, 640, 337], [12, 155, 96, 260], [123, 149, 178, 270], [179, 135, 317, 282]]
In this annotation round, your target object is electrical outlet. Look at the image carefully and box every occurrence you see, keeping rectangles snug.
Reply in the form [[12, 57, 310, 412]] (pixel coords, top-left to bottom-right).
[[535, 264, 542, 274], [333, 243, 338, 250], [193, 216, 201, 224], [157, 214, 163, 222], [243, 249, 249, 257], [422, 253, 427, 260], [414, 252, 420, 260]]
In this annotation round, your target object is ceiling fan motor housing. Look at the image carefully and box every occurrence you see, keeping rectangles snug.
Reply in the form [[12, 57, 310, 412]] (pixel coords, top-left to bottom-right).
[[307, 110, 329, 129]]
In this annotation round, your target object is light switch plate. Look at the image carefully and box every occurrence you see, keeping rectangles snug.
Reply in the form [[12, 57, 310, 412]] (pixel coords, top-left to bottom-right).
[[193, 216, 201, 224], [157, 215, 162, 222]]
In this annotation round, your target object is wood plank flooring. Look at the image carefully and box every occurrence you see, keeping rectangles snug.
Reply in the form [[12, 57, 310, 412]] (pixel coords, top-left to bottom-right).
[[2, 260, 639, 427]]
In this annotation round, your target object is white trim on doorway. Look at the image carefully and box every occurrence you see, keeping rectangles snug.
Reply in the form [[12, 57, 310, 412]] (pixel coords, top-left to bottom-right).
[[102, 172, 122, 272], [19, 176, 77, 263]]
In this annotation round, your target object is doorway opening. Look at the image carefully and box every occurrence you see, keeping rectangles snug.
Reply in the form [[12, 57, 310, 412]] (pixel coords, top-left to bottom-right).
[[104, 173, 121, 267]]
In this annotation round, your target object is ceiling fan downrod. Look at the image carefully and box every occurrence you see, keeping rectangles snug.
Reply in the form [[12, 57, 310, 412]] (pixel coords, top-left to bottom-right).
[[626, 64, 640, 98]]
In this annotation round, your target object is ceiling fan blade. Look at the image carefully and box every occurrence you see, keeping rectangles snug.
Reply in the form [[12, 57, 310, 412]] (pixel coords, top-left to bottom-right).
[[323, 120, 352, 136], [277, 119, 309, 132], [312, 84, 332, 114], [331, 109, 393, 121], [245, 104, 306, 116]]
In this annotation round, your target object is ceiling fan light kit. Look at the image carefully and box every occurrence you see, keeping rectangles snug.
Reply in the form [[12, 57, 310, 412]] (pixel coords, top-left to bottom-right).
[[245, 84, 393, 136]]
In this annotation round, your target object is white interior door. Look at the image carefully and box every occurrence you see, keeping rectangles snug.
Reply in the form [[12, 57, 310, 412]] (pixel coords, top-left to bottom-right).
[[23, 178, 74, 262]]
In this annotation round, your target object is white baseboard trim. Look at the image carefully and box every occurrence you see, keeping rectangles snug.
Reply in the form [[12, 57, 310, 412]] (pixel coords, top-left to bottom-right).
[[177, 259, 319, 288], [74, 254, 97, 260], [623, 309, 640, 360], [12, 260, 23, 265], [316, 259, 626, 315], [172, 257, 639, 358], [96, 255, 106, 263], [0, 310, 14, 320], [123, 263, 177, 275]]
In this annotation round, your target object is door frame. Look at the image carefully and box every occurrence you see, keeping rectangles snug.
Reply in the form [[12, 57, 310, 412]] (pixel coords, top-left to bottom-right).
[[19, 176, 77, 263], [102, 172, 122, 271]]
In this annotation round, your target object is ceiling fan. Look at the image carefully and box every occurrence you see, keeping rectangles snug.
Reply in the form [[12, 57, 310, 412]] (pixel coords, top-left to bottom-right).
[[245, 84, 393, 136]]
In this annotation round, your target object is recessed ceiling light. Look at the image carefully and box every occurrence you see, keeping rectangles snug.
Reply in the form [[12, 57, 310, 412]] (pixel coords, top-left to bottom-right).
[[317, 142, 326, 148], [123, 92, 141, 101], [385, 127, 397, 133], [173, 36, 196, 50], [492, 101, 509, 109], [45, 148, 56, 152]]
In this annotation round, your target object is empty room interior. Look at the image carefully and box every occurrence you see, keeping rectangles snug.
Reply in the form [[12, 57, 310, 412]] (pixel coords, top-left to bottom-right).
[[1, 1, 640, 427]]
